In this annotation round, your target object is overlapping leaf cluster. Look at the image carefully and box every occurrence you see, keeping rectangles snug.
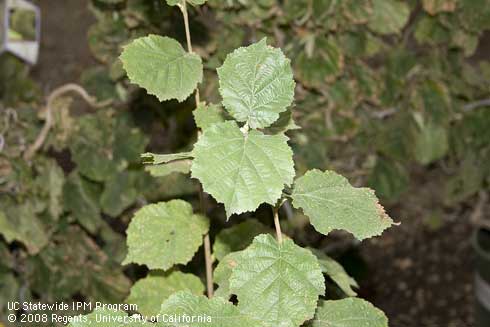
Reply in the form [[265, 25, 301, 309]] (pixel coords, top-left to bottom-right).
[[88, 0, 490, 206], [1, 0, 489, 325], [68, 0, 397, 325]]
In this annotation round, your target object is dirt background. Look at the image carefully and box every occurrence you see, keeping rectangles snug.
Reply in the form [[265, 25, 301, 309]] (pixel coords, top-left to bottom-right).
[[31, 0, 96, 89], [28, 1, 482, 326]]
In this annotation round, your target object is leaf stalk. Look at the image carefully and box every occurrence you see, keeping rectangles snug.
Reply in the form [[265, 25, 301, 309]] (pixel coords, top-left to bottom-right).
[[273, 205, 283, 243]]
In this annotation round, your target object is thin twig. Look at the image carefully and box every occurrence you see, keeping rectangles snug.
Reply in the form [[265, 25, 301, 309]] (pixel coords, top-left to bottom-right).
[[198, 184, 214, 298], [203, 234, 214, 297], [179, 0, 200, 105], [178, 0, 212, 297], [463, 98, 490, 112], [272, 205, 283, 243], [180, 0, 193, 53], [23, 83, 112, 161], [370, 107, 397, 119]]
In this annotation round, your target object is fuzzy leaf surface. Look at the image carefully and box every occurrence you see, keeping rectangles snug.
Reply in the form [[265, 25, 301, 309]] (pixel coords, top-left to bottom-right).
[[191, 121, 294, 217], [292, 170, 394, 240], [217, 38, 295, 129], [126, 271, 204, 316], [159, 291, 263, 327], [214, 251, 241, 298], [229, 234, 325, 327], [309, 298, 388, 327], [193, 103, 226, 130], [123, 200, 209, 270], [120, 35, 202, 102]]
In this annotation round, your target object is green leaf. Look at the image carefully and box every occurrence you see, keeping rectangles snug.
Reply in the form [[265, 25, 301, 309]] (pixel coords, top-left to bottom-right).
[[309, 298, 388, 327], [142, 152, 193, 178], [411, 115, 448, 165], [0, 202, 49, 255], [145, 160, 191, 177], [213, 220, 272, 261], [120, 35, 203, 102], [291, 170, 394, 240], [69, 113, 118, 182], [193, 103, 226, 130], [36, 163, 65, 220], [414, 16, 450, 46], [368, 158, 409, 202], [63, 173, 103, 234], [141, 152, 193, 164], [159, 291, 263, 327], [267, 110, 300, 134], [191, 121, 295, 217], [341, 0, 373, 24], [127, 271, 204, 316], [229, 234, 325, 327], [28, 226, 130, 303], [100, 171, 139, 217], [123, 200, 209, 270], [368, 0, 409, 35], [312, 249, 358, 297], [0, 273, 19, 315], [294, 38, 343, 89], [213, 251, 241, 298], [217, 38, 295, 129]]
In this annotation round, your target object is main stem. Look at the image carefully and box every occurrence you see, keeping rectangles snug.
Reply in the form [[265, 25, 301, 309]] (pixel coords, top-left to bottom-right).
[[272, 206, 283, 243], [179, 0, 212, 297], [199, 185, 214, 298], [180, 0, 200, 105]]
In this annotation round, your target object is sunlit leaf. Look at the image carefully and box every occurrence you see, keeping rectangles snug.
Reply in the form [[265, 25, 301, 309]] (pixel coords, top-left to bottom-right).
[[191, 121, 295, 217], [160, 291, 263, 327], [213, 251, 241, 298], [124, 200, 209, 270], [120, 35, 203, 102], [292, 170, 394, 240], [229, 234, 325, 327], [193, 103, 226, 130], [217, 38, 295, 129], [127, 271, 204, 316], [309, 298, 388, 327]]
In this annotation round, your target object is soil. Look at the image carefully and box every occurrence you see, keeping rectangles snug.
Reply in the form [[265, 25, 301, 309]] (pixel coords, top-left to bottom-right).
[[30, 0, 96, 89], [27, 2, 481, 327], [361, 172, 479, 327]]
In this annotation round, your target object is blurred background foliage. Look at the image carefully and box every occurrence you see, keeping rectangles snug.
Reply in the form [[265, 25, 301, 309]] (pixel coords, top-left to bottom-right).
[[1, 0, 490, 324]]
